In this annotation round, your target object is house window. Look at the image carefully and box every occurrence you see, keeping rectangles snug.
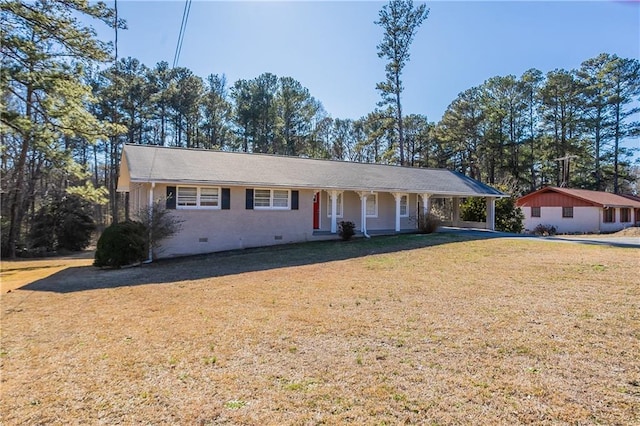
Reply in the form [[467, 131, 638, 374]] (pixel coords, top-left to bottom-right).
[[254, 188, 290, 210], [366, 194, 378, 217], [400, 194, 409, 217], [603, 208, 615, 223], [273, 190, 289, 208], [200, 187, 219, 207], [531, 206, 541, 218], [177, 186, 220, 209], [562, 207, 573, 218], [327, 192, 343, 217], [254, 189, 271, 207], [620, 208, 630, 223]]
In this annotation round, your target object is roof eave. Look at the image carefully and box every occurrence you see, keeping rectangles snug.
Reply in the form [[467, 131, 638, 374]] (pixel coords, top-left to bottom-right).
[[127, 177, 505, 197]]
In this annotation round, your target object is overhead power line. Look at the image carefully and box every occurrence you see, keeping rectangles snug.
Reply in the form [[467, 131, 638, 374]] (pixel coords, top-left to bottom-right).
[[173, 0, 192, 68]]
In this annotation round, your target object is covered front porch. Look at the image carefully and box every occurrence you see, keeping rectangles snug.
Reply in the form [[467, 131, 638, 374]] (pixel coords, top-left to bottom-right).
[[312, 190, 498, 236]]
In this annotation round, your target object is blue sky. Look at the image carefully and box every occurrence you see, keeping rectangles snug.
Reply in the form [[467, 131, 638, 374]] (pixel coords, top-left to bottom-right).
[[99, 0, 639, 122]]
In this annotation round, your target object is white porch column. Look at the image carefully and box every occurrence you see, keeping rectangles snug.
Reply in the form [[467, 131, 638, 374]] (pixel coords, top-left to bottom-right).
[[419, 193, 432, 218], [330, 190, 338, 234], [392, 192, 402, 232], [358, 192, 368, 234], [486, 197, 496, 231], [452, 197, 460, 227]]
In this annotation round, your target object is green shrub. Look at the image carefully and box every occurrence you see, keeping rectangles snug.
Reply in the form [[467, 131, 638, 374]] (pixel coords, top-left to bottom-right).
[[94, 221, 147, 268], [460, 197, 486, 223], [338, 221, 356, 241], [495, 197, 524, 234], [460, 195, 524, 233]]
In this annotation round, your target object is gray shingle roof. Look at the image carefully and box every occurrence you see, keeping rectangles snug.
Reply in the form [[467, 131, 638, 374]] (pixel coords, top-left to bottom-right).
[[120, 144, 505, 197]]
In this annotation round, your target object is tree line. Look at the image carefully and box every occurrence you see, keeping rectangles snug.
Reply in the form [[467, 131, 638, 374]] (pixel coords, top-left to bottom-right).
[[1, 0, 638, 257], [436, 56, 639, 194]]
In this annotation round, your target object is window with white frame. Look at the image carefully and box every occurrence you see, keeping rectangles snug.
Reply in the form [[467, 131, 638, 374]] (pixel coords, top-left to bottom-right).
[[177, 186, 220, 209], [366, 194, 378, 217], [199, 187, 219, 207], [400, 194, 409, 217], [327, 192, 343, 217], [254, 188, 290, 209]]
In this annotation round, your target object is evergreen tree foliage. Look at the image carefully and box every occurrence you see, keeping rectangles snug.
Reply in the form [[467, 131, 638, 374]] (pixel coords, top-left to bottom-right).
[[1, 0, 119, 257], [495, 197, 525, 234], [28, 193, 96, 252], [375, 0, 429, 165], [460, 196, 524, 234], [460, 197, 486, 223]]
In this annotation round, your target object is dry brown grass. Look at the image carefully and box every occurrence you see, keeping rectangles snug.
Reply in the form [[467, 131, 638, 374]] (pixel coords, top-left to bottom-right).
[[1, 235, 639, 425], [1, 252, 94, 294], [612, 226, 640, 237]]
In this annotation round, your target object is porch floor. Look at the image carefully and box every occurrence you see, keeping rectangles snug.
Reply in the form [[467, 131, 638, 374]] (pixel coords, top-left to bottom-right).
[[312, 229, 417, 237]]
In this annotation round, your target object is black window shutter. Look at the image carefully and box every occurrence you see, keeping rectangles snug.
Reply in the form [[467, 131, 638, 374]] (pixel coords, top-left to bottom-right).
[[245, 188, 254, 209], [291, 190, 299, 210], [221, 188, 230, 210], [166, 186, 176, 209]]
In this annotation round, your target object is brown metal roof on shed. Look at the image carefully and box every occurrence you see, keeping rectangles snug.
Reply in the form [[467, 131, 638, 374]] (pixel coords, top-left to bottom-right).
[[516, 187, 640, 208]]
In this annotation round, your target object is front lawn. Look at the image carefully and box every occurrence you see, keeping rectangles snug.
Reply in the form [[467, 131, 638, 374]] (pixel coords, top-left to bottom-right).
[[1, 236, 638, 424]]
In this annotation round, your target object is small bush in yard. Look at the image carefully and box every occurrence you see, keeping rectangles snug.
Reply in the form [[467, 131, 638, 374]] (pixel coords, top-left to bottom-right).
[[133, 199, 183, 259], [417, 213, 441, 234], [338, 221, 356, 240], [94, 221, 147, 268], [533, 224, 557, 236]]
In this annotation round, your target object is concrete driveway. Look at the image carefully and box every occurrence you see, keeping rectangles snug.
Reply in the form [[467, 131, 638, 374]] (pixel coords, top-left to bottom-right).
[[441, 227, 640, 249]]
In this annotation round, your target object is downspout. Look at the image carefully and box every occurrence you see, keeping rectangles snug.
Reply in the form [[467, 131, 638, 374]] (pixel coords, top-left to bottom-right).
[[144, 181, 155, 263]]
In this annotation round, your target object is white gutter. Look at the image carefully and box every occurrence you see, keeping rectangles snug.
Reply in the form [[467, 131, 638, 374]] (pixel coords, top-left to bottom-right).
[[126, 179, 508, 198]]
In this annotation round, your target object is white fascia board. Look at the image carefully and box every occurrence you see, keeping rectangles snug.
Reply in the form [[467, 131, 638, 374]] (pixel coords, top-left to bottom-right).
[[127, 178, 506, 198]]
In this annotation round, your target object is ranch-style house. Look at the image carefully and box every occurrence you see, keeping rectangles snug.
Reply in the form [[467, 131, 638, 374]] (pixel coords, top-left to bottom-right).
[[517, 186, 640, 234], [117, 144, 506, 259]]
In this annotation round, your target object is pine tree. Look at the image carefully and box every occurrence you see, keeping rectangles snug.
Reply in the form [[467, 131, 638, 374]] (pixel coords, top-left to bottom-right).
[[375, 0, 429, 166], [1, 0, 120, 257]]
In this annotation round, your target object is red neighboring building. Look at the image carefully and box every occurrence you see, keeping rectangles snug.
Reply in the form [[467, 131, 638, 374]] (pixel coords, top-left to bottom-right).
[[517, 187, 640, 234]]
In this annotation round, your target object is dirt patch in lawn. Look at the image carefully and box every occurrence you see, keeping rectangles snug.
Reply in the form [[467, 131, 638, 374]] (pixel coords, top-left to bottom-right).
[[1, 236, 639, 425]]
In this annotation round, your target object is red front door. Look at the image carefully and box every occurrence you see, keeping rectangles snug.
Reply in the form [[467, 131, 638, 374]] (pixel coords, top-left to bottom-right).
[[313, 192, 320, 229]]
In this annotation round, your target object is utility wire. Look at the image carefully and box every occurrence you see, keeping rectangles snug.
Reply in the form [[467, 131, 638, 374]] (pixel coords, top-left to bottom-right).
[[173, 0, 192, 68], [114, 0, 118, 66]]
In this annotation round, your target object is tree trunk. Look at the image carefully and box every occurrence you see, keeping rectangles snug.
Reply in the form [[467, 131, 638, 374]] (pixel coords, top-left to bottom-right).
[[613, 98, 620, 193], [594, 108, 601, 191], [6, 82, 34, 258], [395, 73, 405, 166]]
